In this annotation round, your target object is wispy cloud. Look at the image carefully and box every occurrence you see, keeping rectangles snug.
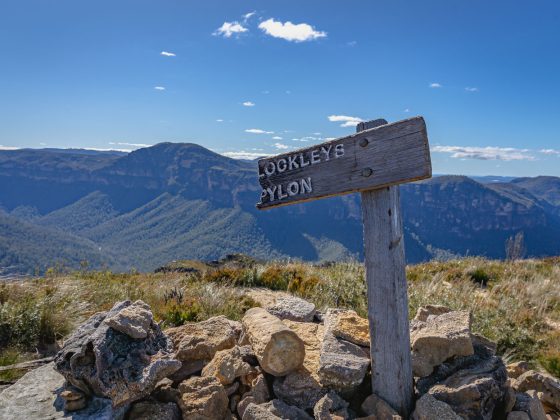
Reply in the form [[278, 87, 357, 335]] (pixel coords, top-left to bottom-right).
[[540, 148, 560, 156], [465, 87, 479, 92], [216, 119, 224, 122], [429, 83, 442, 88], [214, 21, 248, 38], [328, 115, 363, 127], [154, 86, 165, 91], [0, 145, 19, 150], [245, 128, 274, 134], [243, 11, 256, 22], [242, 101, 255, 107], [432, 145, 535, 161], [109, 142, 152, 148], [160, 51, 176, 57], [272, 136, 283, 140], [258, 19, 326, 42], [347, 41, 357, 47], [273, 142, 290, 150], [223, 151, 267, 160], [404, 108, 410, 113], [292, 136, 322, 142]]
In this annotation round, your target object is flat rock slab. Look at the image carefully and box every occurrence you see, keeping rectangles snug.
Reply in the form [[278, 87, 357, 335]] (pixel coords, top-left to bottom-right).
[[0, 364, 124, 420], [267, 295, 316, 322], [324, 308, 370, 347]]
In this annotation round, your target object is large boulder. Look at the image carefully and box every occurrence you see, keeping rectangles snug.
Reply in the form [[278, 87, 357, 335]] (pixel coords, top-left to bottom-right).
[[267, 295, 317, 322], [201, 345, 256, 385], [318, 331, 370, 392], [0, 363, 126, 419], [324, 308, 370, 347], [54, 300, 180, 407], [412, 393, 461, 420], [411, 309, 474, 377], [427, 355, 508, 419], [273, 320, 328, 410], [513, 370, 560, 413], [165, 315, 239, 364], [176, 375, 229, 419], [242, 308, 305, 376]]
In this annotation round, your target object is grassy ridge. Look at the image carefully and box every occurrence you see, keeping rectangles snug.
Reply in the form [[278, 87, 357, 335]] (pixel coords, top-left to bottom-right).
[[1, 257, 559, 381]]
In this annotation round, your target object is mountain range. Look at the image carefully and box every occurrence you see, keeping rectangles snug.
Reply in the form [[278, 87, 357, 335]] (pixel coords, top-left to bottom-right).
[[1, 143, 559, 274]]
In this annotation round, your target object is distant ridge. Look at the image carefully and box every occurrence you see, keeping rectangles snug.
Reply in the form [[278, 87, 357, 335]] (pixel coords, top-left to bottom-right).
[[1, 143, 559, 274]]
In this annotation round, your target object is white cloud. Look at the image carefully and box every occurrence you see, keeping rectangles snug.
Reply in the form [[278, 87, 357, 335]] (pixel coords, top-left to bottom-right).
[[109, 142, 152, 148], [258, 18, 326, 42], [245, 128, 274, 134], [154, 86, 165, 91], [404, 108, 410, 113], [160, 51, 176, 57], [214, 21, 248, 38], [242, 101, 255, 107], [328, 115, 363, 127], [313, 132, 321, 136], [432, 145, 535, 161], [243, 11, 256, 22], [261, 90, 270, 94], [272, 136, 283, 140], [273, 142, 290, 150], [540, 148, 560, 156], [292, 136, 322, 142], [465, 87, 479, 92], [0, 145, 19, 150], [223, 151, 267, 160], [429, 83, 442, 88], [216, 119, 224, 122]]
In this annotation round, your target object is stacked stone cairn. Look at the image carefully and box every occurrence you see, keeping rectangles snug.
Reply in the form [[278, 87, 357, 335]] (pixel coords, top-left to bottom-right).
[[47, 297, 560, 419]]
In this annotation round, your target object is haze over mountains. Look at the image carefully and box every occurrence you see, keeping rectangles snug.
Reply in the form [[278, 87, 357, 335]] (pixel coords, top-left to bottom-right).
[[1, 143, 559, 274]]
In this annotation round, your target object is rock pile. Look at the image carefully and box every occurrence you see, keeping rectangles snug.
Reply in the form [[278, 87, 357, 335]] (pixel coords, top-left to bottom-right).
[[1, 296, 559, 420]]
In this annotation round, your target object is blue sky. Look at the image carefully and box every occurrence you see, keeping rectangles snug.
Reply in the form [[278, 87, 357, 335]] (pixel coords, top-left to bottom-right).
[[1, 0, 559, 176]]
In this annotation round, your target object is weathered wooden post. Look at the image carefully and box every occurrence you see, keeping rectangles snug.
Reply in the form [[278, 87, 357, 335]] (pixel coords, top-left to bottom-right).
[[256, 117, 431, 417]]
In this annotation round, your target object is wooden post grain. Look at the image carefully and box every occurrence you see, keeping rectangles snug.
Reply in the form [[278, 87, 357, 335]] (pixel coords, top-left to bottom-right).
[[358, 120, 413, 417]]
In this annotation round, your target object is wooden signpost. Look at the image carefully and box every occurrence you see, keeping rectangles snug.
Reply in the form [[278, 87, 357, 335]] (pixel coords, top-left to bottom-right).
[[256, 116, 432, 417]]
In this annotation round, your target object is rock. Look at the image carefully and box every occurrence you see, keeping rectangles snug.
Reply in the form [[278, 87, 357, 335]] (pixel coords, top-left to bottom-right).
[[0, 363, 126, 419], [324, 308, 370, 347], [201, 345, 256, 385], [314, 391, 350, 420], [507, 411, 531, 420], [127, 401, 181, 420], [60, 388, 87, 411], [267, 295, 316, 322], [514, 370, 560, 412], [507, 362, 531, 379], [416, 334, 499, 395], [410, 310, 474, 377], [242, 403, 282, 420], [225, 381, 239, 396], [361, 393, 400, 419], [427, 355, 508, 419], [242, 308, 305, 376], [243, 399, 312, 420], [54, 300, 180, 408], [166, 315, 239, 363], [414, 305, 453, 322], [167, 359, 205, 383], [412, 393, 461, 420], [318, 331, 369, 392], [152, 378, 181, 403], [177, 376, 229, 420], [238, 374, 270, 418], [273, 321, 327, 410], [513, 391, 547, 420], [104, 300, 153, 339]]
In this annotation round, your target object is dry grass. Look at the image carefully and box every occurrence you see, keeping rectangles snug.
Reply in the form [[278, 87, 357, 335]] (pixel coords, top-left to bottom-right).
[[0, 257, 559, 380]]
